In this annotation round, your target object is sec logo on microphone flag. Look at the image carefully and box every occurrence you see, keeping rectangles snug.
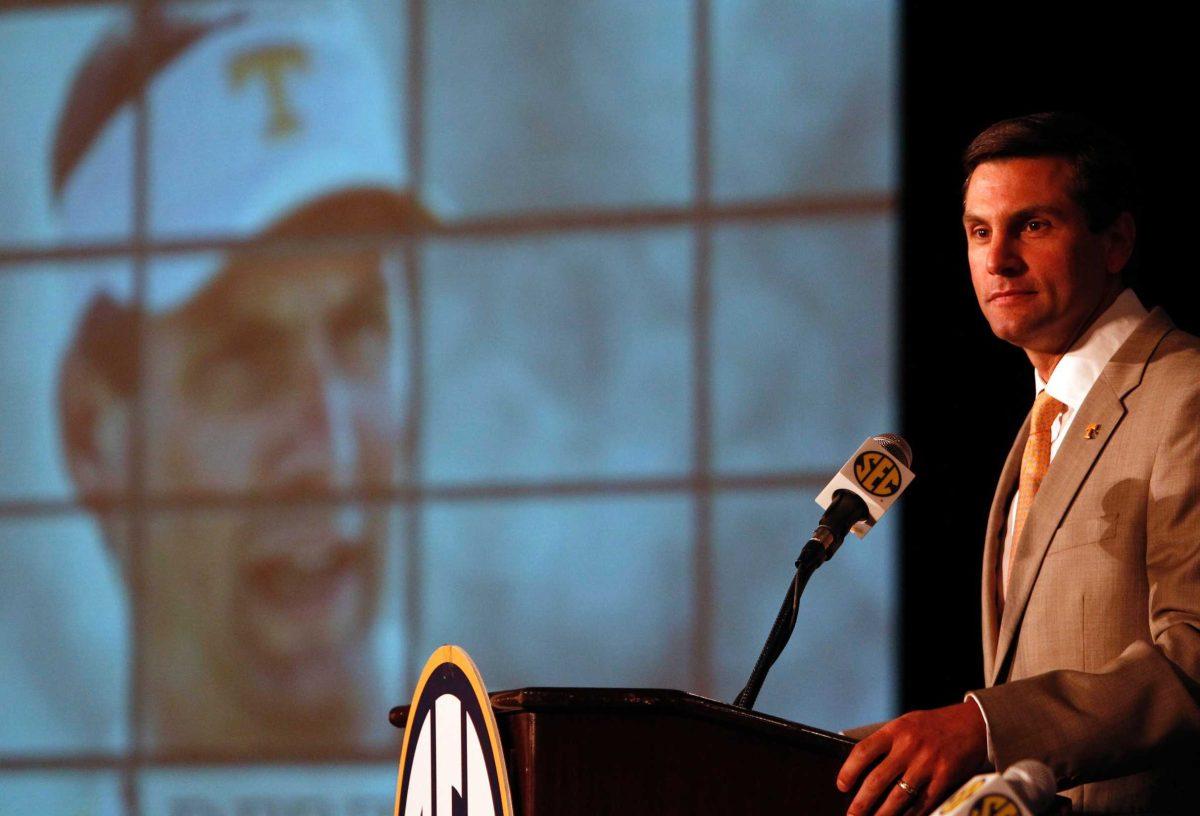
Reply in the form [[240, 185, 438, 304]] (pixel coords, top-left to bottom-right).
[[853, 451, 903, 497], [969, 793, 1020, 816], [935, 776, 988, 814]]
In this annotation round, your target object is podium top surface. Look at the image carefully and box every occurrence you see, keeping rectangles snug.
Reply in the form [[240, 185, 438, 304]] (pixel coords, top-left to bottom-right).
[[390, 686, 854, 751]]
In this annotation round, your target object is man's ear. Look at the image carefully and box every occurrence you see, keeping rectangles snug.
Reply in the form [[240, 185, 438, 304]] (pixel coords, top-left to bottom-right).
[[58, 296, 136, 507], [1105, 211, 1136, 276]]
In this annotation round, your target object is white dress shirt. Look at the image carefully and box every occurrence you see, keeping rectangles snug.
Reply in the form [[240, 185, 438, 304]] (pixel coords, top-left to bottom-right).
[[971, 287, 1148, 764]]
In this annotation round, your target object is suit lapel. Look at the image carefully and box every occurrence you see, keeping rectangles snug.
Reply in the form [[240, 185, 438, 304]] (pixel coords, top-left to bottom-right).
[[989, 380, 1126, 684], [982, 418, 1028, 683], [988, 308, 1175, 686]]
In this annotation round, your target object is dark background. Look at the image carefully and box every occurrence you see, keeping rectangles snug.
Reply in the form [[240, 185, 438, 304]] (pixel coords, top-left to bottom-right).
[[900, 7, 1194, 710]]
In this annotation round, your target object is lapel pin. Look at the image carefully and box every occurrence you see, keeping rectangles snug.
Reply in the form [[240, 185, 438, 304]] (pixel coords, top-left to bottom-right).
[[1084, 423, 1101, 440]]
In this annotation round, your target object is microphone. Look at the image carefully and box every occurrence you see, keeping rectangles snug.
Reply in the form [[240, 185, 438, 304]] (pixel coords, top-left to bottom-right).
[[933, 760, 1058, 816], [732, 434, 915, 710], [810, 434, 914, 559]]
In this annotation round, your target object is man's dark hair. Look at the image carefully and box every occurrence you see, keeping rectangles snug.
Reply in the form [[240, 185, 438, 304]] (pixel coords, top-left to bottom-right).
[[962, 112, 1138, 232]]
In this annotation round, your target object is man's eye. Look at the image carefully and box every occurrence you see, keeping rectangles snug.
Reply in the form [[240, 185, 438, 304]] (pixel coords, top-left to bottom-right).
[[1024, 220, 1048, 233], [971, 227, 990, 239], [185, 328, 284, 410]]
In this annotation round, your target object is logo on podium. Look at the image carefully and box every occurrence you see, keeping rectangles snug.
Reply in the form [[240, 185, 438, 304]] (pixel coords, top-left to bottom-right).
[[394, 646, 514, 816]]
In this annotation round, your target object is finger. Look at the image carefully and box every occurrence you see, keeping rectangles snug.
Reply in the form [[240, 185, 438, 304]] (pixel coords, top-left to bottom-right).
[[875, 776, 926, 816], [846, 758, 904, 816], [837, 732, 892, 793], [903, 786, 938, 816], [909, 772, 956, 816]]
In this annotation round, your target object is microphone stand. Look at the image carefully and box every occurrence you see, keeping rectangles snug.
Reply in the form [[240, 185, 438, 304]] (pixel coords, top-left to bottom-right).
[[733, 490, 865, 710]]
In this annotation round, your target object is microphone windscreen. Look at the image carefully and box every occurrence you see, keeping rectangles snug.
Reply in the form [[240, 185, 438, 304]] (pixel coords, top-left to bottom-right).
[[1003, 760, 1056, 814], [872, 433, 912, 468]]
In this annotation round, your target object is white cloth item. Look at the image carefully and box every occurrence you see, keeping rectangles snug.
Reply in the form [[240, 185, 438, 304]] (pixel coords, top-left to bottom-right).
[[58, 0, 407, 312]]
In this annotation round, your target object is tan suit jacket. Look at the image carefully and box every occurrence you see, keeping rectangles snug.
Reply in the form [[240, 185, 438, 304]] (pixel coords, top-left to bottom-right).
[[971, 308, 1200, 813]]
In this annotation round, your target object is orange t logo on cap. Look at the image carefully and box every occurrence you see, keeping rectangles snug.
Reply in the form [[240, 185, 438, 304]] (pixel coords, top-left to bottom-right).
[[228, 45, 310, 139]]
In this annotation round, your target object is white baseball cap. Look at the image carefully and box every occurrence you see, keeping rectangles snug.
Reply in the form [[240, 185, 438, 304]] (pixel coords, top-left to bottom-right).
[[56, 0, 427, 312]]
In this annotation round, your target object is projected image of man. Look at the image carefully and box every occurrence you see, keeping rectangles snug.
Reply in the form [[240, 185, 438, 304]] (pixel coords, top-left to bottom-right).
[[52, 4, 428, 755]]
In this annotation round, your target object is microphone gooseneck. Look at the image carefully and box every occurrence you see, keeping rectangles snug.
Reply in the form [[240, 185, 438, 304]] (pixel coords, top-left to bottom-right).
[[733, 434, 913, 710]]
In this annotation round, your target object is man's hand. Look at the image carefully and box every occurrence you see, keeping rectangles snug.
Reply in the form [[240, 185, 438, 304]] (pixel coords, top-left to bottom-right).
[[836, 701, 989, 816]]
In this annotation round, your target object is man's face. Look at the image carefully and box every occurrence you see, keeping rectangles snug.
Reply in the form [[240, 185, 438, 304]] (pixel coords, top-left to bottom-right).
[[963, 156, 1124, 357], [140, 246, 402, 730]]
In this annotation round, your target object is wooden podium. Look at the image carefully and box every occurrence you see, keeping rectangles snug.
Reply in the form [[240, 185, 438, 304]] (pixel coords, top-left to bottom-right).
[[392, 687, 855, 815]]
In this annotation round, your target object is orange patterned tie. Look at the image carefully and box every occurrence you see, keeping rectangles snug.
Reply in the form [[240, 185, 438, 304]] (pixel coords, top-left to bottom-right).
[[1002, 391, 1067, 602]]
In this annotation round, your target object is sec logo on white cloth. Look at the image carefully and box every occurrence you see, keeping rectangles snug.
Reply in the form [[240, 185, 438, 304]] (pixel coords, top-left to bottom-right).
[[853, 450, 903, 497], [393, 646, 514, 816]]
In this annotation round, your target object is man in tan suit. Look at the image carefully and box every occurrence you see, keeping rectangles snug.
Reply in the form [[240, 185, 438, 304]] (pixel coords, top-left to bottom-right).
[[837, 113, 1200, 815]]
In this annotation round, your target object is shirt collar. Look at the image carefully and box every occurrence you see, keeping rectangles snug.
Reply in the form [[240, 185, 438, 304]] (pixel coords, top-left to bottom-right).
[[1035, 288, 1148, 409]]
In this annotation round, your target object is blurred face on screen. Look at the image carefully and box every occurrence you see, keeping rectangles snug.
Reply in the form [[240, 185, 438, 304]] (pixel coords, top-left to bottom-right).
[[150, 247, 397, 748], [49, 2, 419, 756], [65, 242, 403, 753]]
